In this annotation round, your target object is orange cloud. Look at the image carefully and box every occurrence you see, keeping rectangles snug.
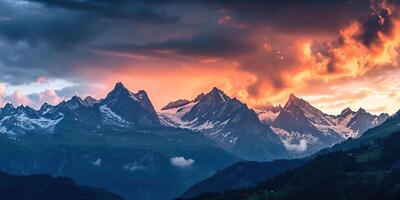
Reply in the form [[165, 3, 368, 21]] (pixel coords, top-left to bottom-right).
[[70, 0, 400, 115]]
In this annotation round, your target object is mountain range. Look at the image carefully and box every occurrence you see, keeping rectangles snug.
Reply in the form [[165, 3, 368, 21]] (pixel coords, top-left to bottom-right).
[[0, 83, 240, 200], [255, 94, 388, 156], [0, 82, 394, 200], [179, 108, 400, 200], [0, 82, 161, 137], [0, 83, 389, 161], [160, 89, 388, 158], [179, 107, 400, 200]]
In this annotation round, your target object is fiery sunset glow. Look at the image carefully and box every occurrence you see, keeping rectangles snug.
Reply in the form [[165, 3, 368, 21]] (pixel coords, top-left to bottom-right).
[[0, 0, 399, 114]]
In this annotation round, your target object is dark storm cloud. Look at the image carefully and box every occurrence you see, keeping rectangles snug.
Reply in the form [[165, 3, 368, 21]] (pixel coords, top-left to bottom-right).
[[0, 14, 99, 49], [202, 0, 373, 34], [355, 9, 394, 47], [26, 0, 178, 24], [0, 1, 102, 48], [24, 0, 378, 34], [0, 0, 394, 88], [0, 0, 177, 49], [100, 29, 258, 58], [0, 0, 179, 85]]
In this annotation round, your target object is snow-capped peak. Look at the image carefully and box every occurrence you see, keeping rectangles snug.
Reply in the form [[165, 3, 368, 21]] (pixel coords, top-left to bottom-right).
[[105, 82, 149, 104], [159, 87, 286, 160], [58, 95, 89, 110], [269, 93, 390, 156], [0, 82, 163, 137], [114, 82, 127, 91], [288, 93, 297, 101], [106, 82, 131, 99], [0, 103, 17, 117], [191, 87, 230, 106], [209, 87, 229, 102], [356, 107, 367, 114], [2, 103, 15, 114]]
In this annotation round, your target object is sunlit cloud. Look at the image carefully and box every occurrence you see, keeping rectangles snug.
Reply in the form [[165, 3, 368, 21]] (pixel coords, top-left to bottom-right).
[[0, 0, 398, 115]]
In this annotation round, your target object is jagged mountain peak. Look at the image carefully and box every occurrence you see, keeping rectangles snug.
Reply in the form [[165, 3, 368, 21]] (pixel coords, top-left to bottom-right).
[[70, 95, 85, 103], [3, 103, 15, 110], [288, 93, 298, 101], [285, 93, 308, 107], [185, 87, 231, 109], [210, 86, 223, 93], [283, 94, 319, 116], [40, 102, 52, 109], [1, 103, 16, 116], [39, 102, 54, 115], [203, 87, 230, 103], [379, 112, 390, 119], [105, 82, 151, 104], [101, 82, 160, 127], [58, 95, 90, 109], [15, 105, 40, 118], [16, 104, 33, 111], [137, 89, 147, 95], [194, 93, 205, 102], [356, 107, 367, 114], [4, 103, 15, 109], [159, 87, 287, 160], [114, 82, 127, 90], [106, 82, 131, 98], [136, 90, 151, 102]]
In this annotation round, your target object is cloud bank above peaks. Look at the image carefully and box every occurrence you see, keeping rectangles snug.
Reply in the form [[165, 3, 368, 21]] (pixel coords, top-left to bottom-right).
[[0, 0, 399, 114]]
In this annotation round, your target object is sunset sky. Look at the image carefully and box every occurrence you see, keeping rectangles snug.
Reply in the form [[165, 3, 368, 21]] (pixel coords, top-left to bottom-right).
[[0, 0, 399, 114]]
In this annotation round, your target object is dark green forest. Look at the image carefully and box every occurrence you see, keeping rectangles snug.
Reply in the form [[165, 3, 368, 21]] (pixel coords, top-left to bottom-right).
[[182, 131, 400, 200]]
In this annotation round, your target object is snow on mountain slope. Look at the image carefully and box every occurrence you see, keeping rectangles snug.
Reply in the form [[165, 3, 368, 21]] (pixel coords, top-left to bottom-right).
[[0, 82, 160, 136], [261, 94, 389, 156], [99, 104, 131, 127], [159, 101, 198, 128], [254, 104, 282, 125], [100, 82, 160, 127], [0, 105, 64, 137], [159, 87, 288, 161]]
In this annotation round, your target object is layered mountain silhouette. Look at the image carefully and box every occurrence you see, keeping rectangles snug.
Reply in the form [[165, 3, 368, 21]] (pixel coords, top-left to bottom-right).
[[0, 83, 393, 200], [0, 84, 389, 160], [159, 87, 288, 161], [0, 83, 239, 200], [180, 107, 400, 200]]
